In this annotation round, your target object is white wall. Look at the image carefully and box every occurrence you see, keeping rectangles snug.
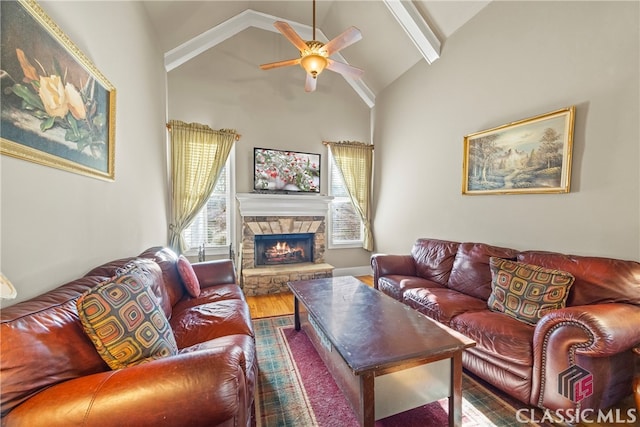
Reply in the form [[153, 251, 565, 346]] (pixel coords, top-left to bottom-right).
[[167, 26, 373, 269], [0, 1, 168, 306], [373, 1, 640, 261]]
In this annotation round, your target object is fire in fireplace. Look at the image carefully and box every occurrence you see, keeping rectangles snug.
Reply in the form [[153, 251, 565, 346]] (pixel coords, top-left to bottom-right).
[[255, 233, 313, 266]]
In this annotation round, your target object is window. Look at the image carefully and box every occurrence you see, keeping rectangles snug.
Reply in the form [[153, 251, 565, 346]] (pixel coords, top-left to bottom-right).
[[328, 152, 363, 248], [183, 150, 234, 255]]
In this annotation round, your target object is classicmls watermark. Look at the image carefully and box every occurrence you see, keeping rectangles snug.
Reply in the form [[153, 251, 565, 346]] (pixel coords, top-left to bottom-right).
[[516, 408, 638, 424], [515, 364, 638, 424]]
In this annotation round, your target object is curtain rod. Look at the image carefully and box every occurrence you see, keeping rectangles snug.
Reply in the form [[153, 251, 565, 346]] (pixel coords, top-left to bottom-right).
[[166, 123, 241, 141], [322, 140, 374, 148]]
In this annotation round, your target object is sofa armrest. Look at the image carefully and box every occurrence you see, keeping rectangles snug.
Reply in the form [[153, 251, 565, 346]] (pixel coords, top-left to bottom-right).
[[4, 345, 247, 427], [534, 303, 640, 357], [370, 254, 416, 289], [192, 259, 237, 289], [531, 303, 640, 409]]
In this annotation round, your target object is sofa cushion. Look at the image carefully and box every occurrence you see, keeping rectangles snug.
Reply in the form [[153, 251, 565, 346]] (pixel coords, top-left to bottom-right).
[[403, 287, 487, 326], [411, 239, 460, 286], [177, 255, 201, 298], [447, 242, 519, 300], [172, 283, 246, 313], [76, 270, 178, 370], [451, 311, 535, 366], [487, 257, 575, 326], [171, 299, 253, 348], [377, 275, 444, 301], [139, 247, 186, 307], [517, 251, 640, 307]]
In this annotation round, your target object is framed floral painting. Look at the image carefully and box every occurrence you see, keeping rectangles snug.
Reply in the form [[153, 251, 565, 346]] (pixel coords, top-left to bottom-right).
[[0, 0, 116, 181], [462, 107, 575, 195]]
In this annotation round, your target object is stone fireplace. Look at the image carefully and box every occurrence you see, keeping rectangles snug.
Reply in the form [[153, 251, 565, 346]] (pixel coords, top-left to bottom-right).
[[236, 193, 334, 296]]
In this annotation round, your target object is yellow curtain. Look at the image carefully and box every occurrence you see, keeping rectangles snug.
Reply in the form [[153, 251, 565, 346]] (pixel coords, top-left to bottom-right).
[[326, 141, 374, 251], [168, 120, 237, 254]]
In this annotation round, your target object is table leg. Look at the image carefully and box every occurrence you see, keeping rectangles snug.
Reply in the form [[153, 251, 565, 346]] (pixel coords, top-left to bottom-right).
[[359, 373, 375, 427], [449, 351, 463, 427], [294, 296, 301, 331]]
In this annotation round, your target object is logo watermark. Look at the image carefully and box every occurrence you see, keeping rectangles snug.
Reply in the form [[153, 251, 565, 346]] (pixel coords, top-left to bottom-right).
[[558, 364, 594, 402], [514, 364, 637, 424]]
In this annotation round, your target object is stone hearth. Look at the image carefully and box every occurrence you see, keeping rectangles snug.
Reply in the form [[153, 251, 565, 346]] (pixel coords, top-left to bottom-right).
[[242, 261, 334, 295], [236, 193, 334, 296]]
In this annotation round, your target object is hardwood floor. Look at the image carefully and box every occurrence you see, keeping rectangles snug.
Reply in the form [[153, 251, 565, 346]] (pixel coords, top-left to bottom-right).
[[245, 275, 373, 319]]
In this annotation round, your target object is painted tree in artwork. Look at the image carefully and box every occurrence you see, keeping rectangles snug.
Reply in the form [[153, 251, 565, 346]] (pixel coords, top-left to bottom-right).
[[537, 128, 563, 169], [470, 134, 500, 183], [526, 148, 538, 167]]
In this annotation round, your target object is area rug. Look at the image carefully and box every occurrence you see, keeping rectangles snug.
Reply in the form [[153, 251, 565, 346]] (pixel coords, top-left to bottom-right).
[[253, 315, 552, 427]]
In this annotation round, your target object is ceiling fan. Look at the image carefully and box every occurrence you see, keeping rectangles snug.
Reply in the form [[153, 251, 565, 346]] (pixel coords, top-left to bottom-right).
[[259, 0, 364, 92]]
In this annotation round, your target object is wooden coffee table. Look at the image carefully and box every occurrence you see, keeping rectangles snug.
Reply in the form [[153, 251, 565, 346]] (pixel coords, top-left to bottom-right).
[[288, 276, 476, 427]]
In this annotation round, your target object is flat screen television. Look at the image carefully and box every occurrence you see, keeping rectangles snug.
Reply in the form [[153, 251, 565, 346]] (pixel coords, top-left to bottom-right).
[[254, 147, 320, 193]]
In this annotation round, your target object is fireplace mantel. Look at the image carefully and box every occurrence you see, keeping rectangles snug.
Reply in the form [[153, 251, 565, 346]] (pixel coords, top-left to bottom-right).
[[236, 193, 334, 217]]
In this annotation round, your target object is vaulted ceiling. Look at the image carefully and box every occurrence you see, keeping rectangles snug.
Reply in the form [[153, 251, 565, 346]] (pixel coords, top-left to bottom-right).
[[142, 1, 490, 107]]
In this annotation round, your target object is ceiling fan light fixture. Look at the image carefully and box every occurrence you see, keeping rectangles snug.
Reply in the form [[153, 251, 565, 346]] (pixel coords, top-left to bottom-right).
[[300, 40, 328, 78], [300, 54, 327, 78]]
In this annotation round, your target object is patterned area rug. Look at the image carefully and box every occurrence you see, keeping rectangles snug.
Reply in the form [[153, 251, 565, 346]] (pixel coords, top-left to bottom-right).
[[253, 315, 551, 427]]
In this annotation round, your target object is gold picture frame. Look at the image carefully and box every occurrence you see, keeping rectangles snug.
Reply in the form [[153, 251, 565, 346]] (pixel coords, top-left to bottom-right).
[[1, 0, 116, 181], [462, 107, 575, 195]]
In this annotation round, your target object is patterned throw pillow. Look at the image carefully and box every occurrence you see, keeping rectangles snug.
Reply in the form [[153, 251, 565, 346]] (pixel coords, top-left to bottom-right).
[[77, 271, 178, 370], [177, 255, 201, 298], [487, 257, 575, 326]]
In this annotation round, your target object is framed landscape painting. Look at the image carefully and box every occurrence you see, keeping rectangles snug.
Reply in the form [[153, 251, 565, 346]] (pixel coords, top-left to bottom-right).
[[462, 107, 575, 195], [0, 0, 116, 181]]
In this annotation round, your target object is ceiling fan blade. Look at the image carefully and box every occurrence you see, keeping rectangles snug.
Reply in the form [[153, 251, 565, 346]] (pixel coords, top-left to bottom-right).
[[273, 21, 309, 52], [304, 73, 317, 92], [324, 27, 362, 56], [260, 58, 301, 70], [326, 58, 364, 78]]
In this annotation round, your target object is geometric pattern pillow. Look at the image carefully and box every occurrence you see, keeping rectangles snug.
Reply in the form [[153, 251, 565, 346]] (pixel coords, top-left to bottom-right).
[[177, 255, 201, 298], [76, 272, 178, 370], [487, 257, 575, 326]]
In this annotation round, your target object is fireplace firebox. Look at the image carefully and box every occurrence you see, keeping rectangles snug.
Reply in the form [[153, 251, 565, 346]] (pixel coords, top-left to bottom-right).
[[255, 233, 314, 266]]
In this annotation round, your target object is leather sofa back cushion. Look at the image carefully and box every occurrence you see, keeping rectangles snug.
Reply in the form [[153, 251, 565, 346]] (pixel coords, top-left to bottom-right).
[[487, 257, 574, 325], [139, 247, 187, 307], [76, 267, 178, 370], [0, 277, 109, 416], [518, 251, 640, 306], [411, 239, 460, 286], [448, 242, 519, 300]]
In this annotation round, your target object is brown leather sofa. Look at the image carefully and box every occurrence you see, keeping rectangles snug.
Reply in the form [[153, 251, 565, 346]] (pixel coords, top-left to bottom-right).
[[371, 238, 640, 413], [1, 247, 256, 427], [635, 347, 640, 411]]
